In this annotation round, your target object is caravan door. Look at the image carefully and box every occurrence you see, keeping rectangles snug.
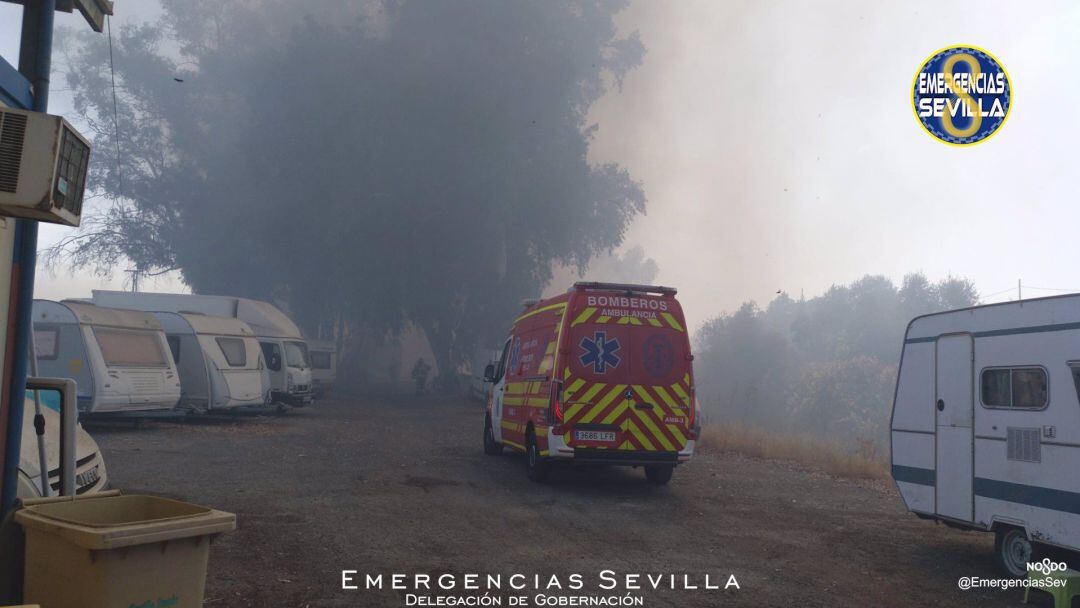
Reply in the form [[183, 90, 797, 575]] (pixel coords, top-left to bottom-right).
[[260, 340, 285, 398], [935, 333, 974, 522]]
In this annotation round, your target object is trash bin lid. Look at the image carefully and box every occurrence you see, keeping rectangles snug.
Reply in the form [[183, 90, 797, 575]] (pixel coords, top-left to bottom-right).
[[15, 495, 236, 550]]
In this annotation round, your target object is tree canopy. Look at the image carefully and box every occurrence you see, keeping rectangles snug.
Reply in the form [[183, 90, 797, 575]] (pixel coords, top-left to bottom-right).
[[54, 0, 646, 386], [693, 273, 979, 447]]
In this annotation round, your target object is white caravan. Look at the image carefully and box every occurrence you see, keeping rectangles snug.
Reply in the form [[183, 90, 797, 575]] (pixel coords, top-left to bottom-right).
[[153, 312, 269, 411], [308, 339, 337, 396], [89, 290, 313, 407], [891, 294, 1080, 576], [32, 300, 182, 415]]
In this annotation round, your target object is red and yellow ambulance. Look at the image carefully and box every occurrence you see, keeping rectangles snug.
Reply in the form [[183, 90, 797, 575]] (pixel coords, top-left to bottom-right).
[[482, 282, 699, 483]]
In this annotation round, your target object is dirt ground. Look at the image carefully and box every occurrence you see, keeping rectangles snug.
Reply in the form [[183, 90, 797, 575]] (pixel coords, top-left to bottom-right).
[[88, 395, 1046, 608]]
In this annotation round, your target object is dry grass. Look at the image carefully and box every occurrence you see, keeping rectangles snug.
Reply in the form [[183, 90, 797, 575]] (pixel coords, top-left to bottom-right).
[[698, 424, 889, 480]]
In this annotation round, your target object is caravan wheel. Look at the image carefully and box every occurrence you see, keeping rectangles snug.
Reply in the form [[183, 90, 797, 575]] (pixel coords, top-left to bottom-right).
[[994, 527, 1033, 578]]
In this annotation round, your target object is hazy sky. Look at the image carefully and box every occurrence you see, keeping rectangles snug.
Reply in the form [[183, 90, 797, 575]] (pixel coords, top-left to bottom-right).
[[2, 1, 1077, 330]]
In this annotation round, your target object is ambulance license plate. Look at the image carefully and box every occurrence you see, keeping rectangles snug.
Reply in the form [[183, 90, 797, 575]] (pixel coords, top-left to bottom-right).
[[575, 430, 616, 442]]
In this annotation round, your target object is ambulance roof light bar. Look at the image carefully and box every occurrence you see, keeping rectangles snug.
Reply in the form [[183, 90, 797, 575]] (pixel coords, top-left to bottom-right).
[[572, 282, 677, 296]]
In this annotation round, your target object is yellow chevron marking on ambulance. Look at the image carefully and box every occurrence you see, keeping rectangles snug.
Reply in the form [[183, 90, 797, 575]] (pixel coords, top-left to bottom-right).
[[671, 383, 690, 406], [625, 419, 656, 451], [596, 315, 611, 324], [653, 385, 679, 409], [502, 396, 525, 406], [600, 397, 629, 425], [583, 384, 624, 423], [501, 420, 522, 432], [563, 367, 571, 380], [631, 385, 654, 405], [647, 317, 663, 327], [564, 378, 587, 399], [683, 373, 690, 384], [661, 312, 685, 332], [564, 402, 586, 421], [616, 315, 643, 325], [576, 382, 608, 406], [571, 307, 597, 327], [666, 424, 687, 446], [633, 409, 675, 451], [515, 301, 567, 324], [525, 396, 549, 408]]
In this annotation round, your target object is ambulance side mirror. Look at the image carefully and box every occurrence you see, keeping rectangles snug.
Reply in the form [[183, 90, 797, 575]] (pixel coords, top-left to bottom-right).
[[483, 364, 496, 383]]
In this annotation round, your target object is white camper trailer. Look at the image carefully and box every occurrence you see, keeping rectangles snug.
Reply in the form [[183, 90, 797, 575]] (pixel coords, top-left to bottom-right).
[[308, 339, 337, 396], [153, 312, 269, 411], [89, 290, 314, 407], [32, 300, 182, 415], [891, 294, 1080, 576]]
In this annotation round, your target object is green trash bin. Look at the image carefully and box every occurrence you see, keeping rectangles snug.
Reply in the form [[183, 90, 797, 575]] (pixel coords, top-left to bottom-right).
[[15, 493, 235, 608]]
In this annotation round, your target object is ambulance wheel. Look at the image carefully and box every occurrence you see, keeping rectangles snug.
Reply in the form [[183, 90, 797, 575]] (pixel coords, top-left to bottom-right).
[[995, 526, 1034, 578], [484, 416, 503, 456], [525, 430, 548, 482], [644, 465, 674, 485]]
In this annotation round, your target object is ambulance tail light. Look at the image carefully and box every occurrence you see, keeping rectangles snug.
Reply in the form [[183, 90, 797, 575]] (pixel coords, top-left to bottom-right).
[[688, 389, 700, 440], [549, 380, 564, 426]]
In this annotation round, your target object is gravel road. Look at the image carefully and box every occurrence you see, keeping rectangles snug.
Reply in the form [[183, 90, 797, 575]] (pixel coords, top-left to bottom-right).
[[88, 395, 1042, 608]]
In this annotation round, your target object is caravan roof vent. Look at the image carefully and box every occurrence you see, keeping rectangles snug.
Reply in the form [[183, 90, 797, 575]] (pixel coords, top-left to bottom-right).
[[0, 107, 91, 226]]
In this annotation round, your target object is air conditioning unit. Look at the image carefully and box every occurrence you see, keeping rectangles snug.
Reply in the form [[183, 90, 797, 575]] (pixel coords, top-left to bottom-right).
[[0, 107, 91, 226]]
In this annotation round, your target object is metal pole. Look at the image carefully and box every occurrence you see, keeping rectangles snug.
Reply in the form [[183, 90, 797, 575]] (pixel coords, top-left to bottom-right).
[[1, 0, 54, 513], [30, 337, 48, 497]]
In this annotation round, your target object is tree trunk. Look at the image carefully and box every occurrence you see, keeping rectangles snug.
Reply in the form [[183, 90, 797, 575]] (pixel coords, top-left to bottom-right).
[[418, 318, 459, 394]]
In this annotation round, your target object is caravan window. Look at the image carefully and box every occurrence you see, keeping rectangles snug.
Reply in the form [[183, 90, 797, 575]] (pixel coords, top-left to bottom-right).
[[261, 342, 282, 371], [93, 328, 169, 368], [167, 335, 181, 363], [980, 366, 1047, 409], [216, 337, 248, 367], [285, 341, 310, 368], [34, 326, 59, 360], [1069, 364, 1080, 406]]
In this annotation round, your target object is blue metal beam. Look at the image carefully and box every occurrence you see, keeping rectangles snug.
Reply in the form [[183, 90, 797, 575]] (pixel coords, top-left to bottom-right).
[[0, 55, 32, 109], [1, 0, 53, 515]]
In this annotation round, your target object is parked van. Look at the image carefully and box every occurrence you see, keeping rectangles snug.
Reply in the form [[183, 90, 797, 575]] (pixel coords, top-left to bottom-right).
[[891, 294, 1080, 576], [308, 339, 337, 396], [32, 300, 182, 415], [482, 282, 699, 483], [153, 312, 269, 411], [18, 393, 108, 499]]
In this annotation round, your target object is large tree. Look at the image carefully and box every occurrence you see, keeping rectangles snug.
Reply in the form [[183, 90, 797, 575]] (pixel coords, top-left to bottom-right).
[[692, 273, 979, 446], [54, 0, 646, 387]]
